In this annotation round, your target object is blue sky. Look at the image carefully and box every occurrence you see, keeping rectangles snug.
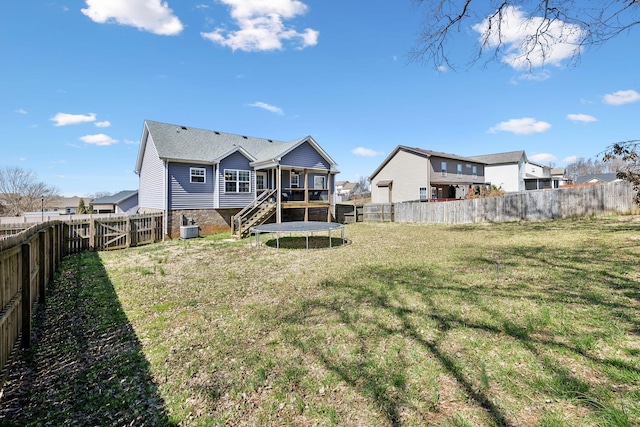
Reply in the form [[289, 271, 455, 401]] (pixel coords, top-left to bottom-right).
[[2, 1, 638, 197]]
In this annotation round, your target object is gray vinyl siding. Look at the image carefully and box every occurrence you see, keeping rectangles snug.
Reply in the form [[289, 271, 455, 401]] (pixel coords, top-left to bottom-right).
[[116, 194, 138, 213], [281, 142, 330, 170], [168, 163, 214, 210], [138, 135, 165, 210], [218, 151, 254, 208]]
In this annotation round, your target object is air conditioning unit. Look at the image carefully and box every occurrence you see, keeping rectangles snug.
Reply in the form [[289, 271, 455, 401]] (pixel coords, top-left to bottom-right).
[[180, 224, 199, 239]]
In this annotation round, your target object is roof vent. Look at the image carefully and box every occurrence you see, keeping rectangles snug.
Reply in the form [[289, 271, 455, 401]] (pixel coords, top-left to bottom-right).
[[181, 126, 188, 130], [214, 131, 220, 135], [268, 139, 273, 143], [242, 136, 248, 139]]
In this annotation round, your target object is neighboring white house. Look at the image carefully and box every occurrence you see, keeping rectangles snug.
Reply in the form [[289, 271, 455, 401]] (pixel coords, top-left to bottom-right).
[[335, 181, 359, 201], [471, 150, 552, 192]]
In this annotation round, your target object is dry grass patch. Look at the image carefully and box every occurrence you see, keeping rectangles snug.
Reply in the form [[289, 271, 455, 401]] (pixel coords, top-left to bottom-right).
[[2, 216, 640, 426]]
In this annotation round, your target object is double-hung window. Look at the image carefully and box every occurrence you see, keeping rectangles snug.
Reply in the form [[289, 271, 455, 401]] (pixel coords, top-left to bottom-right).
[[472, 166, 478, 179], [190, 167, 206, 184], [224, 169, 250, 193], [457, 164, 462, 178], [441, 161, 447, 177]]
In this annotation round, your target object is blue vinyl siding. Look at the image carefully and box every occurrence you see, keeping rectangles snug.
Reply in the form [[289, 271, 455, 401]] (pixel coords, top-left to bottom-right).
[[138, 135, 165, 210], [281, 142, 330, 170], [218, 151, 254, 208], [168, 163, 214, 209]]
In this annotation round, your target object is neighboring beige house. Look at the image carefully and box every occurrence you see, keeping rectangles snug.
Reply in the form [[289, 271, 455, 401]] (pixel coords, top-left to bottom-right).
[[471, 150, 552, 192], [368, 145, 486, 203], [48, 196, 93, 214]]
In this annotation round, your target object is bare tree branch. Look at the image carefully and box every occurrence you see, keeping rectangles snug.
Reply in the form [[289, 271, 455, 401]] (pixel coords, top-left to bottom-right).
[[411, 0, 639, 70]]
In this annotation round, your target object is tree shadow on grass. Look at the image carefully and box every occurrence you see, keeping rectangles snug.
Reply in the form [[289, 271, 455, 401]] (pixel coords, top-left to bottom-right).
[[0, 251, 175, 426], [273, 255, 639, 426]]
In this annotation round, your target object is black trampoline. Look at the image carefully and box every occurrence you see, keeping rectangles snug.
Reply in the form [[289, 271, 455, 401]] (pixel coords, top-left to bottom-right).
[[250, 221, 345, 249]]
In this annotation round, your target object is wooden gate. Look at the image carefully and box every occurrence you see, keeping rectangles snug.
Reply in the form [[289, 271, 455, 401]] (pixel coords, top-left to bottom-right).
[[64, 213, 163, 253]]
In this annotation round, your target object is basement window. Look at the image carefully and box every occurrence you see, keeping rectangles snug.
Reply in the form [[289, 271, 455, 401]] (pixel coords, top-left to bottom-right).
[[190, 167, 206, 184]]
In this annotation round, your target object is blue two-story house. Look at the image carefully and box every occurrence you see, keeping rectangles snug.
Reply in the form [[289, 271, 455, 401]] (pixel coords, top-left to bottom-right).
[[135, 120, 339, 238]]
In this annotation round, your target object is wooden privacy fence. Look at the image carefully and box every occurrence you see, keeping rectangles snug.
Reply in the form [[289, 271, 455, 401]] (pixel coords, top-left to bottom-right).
[[369, 181, 640, 224], [0, 222, 64, 388], [0, 213, 163, 389]]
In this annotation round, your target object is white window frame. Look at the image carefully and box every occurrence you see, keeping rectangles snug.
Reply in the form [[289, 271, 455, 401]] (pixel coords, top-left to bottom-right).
[[256, 171, 267, 191], [457, 164, 462, 178], [472, 165, 478, 179], [224, 169, 251, 193], [441, 161, 447, 177], [419, 187, 427, 201], [190, 167, 206, 184], [290, 171, 299, 188]]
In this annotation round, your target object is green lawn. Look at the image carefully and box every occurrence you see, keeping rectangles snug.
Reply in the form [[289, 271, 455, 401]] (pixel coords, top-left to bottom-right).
[[2, 217, 639, 426]]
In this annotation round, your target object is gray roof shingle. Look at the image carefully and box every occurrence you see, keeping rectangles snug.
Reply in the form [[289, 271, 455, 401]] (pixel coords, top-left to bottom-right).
[[145, 120, 304, 164]]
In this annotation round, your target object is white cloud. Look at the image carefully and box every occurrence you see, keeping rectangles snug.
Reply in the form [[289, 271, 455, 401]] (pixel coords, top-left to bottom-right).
[[352, 147, 384, 157], [15, 108, 28, 114], [567, 113, 597, 123], [95, 120, 111, 128], [473, 6, 584, 69], [249, 102, 284, 115], [79, 134, 118, 146], [81, 0, 183, 36], [529, 153, 556, 163], [201, 0, 318, 51], [564, 155, 578, 164], [124, 139, 139, 145], [488, 117, 551, 135], [51, 112, 96, 126], [603, 90, 640, 106]]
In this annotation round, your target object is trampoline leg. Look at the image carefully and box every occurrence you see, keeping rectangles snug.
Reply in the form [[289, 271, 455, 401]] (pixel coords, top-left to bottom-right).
[[329, 229, 332, 248]]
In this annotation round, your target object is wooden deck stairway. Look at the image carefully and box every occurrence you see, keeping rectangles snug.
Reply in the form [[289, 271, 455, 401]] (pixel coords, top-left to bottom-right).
[[231, 189, 277, 238]]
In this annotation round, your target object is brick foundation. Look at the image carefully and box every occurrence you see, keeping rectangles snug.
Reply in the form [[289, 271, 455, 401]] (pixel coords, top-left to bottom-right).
[[168, 209, 240, 239]]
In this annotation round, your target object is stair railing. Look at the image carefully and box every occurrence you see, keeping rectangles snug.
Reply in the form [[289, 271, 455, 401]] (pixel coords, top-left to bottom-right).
[[231, 189, 277, 237]]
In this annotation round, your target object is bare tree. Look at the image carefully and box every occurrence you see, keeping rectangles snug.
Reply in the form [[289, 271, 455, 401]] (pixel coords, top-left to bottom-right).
[[566, 156, 627, 182], [0, 166, 59, 216], [603, 140, 640, 204], [411, 1, 640, 71]]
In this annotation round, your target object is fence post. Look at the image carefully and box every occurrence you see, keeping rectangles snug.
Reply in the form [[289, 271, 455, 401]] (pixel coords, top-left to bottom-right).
[[38, 230, 46, 304], [126, 217, 132, 248], [21, 242, 31, 349], [89, 218, 96, 250]]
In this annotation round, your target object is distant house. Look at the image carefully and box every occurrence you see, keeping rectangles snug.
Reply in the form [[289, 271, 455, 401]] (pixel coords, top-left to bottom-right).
[[335, 181, 359, 201], [135, 120, 339, 238], [48, 196, 93, 215], [551, 168, 571, 188], [92, 190, 138, 214], [575, 173, 621, 184], [368, 145, 486, 204], [471, 150, 552, 192]]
